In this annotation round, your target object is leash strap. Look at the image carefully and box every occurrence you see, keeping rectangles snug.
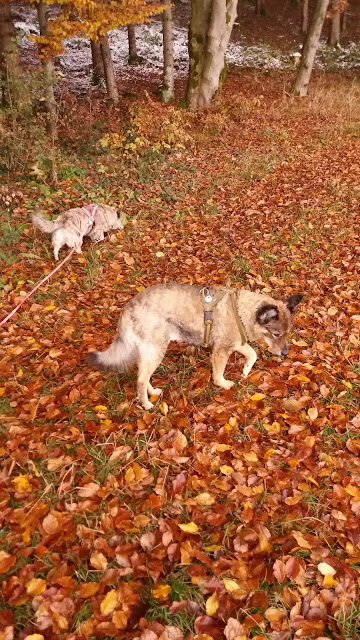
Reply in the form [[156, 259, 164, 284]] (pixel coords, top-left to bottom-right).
[[200, 287, 248, 347], [0, 248, 75, 327]]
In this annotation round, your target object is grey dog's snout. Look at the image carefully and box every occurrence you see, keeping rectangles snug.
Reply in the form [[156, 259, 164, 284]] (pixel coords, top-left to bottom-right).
[[281, 345, 289, 356]]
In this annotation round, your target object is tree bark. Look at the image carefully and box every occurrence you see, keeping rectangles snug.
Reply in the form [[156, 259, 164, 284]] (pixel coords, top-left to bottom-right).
[[36, 0, 57, 139], [292, 0, 330, 97], [99, 34, 119, 103], [186, 0, 238, 109], [161, 6, 174, 103], [0, 0, 20, 104], [127, 24, 140, 65], [90, 39, 104, 84], [340, 3, 347, 34], [328, 6, 341, 46], [302, 0, 309, 33], [255, 0, 265, 16]]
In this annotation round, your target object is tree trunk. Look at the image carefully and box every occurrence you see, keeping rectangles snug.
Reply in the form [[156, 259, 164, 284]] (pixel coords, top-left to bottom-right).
[[255, 0, 265, 16], [341, 3, 347, 34], [186, 0, 238, 109], [36, 0, 57, 139], [161, 7, 174, 103], [0, 0, 20, 105], [90, 39, 104, 85], [302, 0, 309, 33], [328, 7, 341, 46], [127, 24, 140, 65], [99, 34, 119, 103], [292, 0, 330, 97]]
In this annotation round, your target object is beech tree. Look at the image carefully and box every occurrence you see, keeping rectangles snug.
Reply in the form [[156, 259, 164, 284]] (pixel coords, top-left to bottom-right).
[[36, 0, 57, 138], [255, 0, 265, 16], [292, 0, 330, 97], [186, 0, 238, 109], [161, 5, 174, 103], [0, 0, 20, 102], [127, 24, 140, 64], [327, 0, 346, 47], [90, 39, 104, 85], [302, 0, 309, 34]]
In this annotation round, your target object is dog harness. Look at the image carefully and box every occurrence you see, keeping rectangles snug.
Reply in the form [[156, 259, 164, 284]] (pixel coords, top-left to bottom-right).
[[200, 287, 248, 347], [81, 204, 100, 230]]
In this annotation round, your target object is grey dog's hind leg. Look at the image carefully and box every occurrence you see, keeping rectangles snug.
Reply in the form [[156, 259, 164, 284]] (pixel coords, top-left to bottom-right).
[[136, 343, 167, 410]]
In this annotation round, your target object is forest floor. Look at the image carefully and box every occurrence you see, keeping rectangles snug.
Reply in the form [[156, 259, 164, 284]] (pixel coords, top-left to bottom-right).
[[0, 70, 360, 640]]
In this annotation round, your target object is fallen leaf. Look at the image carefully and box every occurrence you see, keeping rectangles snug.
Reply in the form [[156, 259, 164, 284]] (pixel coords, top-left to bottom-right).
[[100, 589, 118, 615]]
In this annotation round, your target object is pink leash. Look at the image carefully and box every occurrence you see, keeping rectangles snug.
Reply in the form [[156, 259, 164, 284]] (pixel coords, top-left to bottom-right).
[[0, 247, 75, 328]]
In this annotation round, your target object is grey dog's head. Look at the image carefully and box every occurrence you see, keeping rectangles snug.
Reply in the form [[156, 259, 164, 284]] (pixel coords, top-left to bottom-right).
[[256, 294, 303, 356]]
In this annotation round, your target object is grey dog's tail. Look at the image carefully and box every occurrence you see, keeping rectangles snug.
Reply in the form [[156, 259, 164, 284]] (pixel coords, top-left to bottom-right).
[[32, 212, 60, 234], [87, 334, 137, 372]]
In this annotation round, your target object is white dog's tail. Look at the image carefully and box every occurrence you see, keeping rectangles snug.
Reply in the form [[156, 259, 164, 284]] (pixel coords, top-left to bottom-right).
[[88, 333, 137, 372], [32, 212, 60, 234]]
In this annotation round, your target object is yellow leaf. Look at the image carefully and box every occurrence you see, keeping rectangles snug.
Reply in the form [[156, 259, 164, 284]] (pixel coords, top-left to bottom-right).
[[112, 610, 128, 629], [90, 551, 108, 570], [48, 348, 62, 358], [264, 448, 278, 460], [206, 591, 219, 616], [265, 607, 284, 623], [26, 578, 47, 596], [223, 578, 240, 593], [243, 452, 258, 462], [220, 465, 233, 476], [296, 375, 310, 383], [318, 562, 336, 576], [216, 444, 232, 452], [125, 467, 135, 484], [250, 393, 265, 402], [179, 522, 199, 534], [228, 416, 237, 427], [159, 401, 168, 415], [252, 482, 264, 495], [264, 421, 281, 433], [194, 492, 215, 507], [307, 407, 318, 421], [28, 460, 41, 477], [77, 256, 86, 263], [25, 635, 45, 640], [292, 531, 312, 549], [204, 545, 223, 552], [323, 574, 338, 588], [100, 589, 118, 615], [133, 514, 151, 528], [44, 304, 56, 311], [94, 405, 108, 412], [0, 388, 5, 396], [136, 286, 145, 292], [13, 475, 32, 493], [308, 476, 319, 487], [152, 584, 171, 599], [342, 380, 353, 390]]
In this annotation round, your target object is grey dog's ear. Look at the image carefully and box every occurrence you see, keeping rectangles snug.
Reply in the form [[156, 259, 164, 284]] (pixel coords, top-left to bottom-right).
[[256, 304, 279, 325], [286, 294, 303, 313]]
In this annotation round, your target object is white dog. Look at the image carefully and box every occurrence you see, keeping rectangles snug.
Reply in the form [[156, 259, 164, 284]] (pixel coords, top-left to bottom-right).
[[32, 203, 124, 259]]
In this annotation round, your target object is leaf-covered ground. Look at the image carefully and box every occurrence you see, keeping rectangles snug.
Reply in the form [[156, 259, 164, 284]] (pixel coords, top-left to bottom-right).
[[0, 72, 360, 640]]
